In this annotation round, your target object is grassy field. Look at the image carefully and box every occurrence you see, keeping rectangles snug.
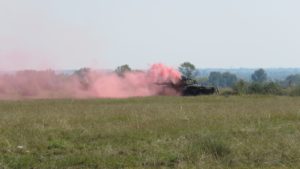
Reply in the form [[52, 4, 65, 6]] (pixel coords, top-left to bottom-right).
[[0, 96, 300, 169]]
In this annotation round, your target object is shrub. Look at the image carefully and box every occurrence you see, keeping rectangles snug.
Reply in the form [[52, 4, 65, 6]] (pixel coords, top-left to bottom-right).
[[262, 82, 283, 95], [247, 82, 264, 94], [233, 80, 249, 94], [290, 85, 300, 96], [245, 82, 283, 95]]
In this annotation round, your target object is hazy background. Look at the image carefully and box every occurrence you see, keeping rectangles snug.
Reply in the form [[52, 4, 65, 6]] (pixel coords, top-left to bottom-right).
[[0, 0, 299, 70]]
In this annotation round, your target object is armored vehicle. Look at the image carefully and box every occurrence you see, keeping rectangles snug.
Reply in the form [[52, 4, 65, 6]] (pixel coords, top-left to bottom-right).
[[157, 76, 219, 96]]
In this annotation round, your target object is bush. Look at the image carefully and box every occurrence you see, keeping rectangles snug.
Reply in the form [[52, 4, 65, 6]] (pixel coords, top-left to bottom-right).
[[290, 85, 300, 96], [233, 80, 249, 94], [234, 82, 284, 95], [262, 82, 283, 95], [247, 82, 264, 94]]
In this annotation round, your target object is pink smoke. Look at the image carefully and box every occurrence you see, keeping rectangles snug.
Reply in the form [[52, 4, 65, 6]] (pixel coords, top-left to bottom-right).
[[0, 63, 182, 99]]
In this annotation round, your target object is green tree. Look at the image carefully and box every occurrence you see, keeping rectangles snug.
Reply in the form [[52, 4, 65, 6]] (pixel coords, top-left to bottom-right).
[[208, 72, 222, 87], [222, 72, 238, 87], [73, 67, 91, 89], [233, 80, 249, 94], [74, 67, 91, 76], [263, 82, 283, 95], [248, 82, 264, 94], [251, 68, 267, 83], [208, 72, 237, 87], [178, 62, 196, 78], [115, 64, 131, 76], [290, 85, 300, 96], [285, 74, 300, 87]]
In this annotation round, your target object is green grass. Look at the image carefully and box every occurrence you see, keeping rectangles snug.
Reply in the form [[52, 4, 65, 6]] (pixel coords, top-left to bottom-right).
[[0, 96, 300, 169]]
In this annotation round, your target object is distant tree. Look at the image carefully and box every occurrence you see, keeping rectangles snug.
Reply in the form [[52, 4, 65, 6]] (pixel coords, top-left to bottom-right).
[[208, 72, 222, 87], [178, 62, 196, 78], [74, 67, 91, 77], [285, 74, 300, 87], [247, 82, 264, 94], [208, 72, 237, 87], [115, 64, 131, 76], [290, 85, 300, 96], [251, 68, 267, 83], [233, 80, 249, 94], [74, 67, 91, 89], [263, 82, 283, 95], [247, 82, 283, 95], [222, 72, 238, 87]]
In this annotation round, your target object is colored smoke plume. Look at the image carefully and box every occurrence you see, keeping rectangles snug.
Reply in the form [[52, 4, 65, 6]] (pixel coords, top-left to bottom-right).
[[0, 64, 182, 99]]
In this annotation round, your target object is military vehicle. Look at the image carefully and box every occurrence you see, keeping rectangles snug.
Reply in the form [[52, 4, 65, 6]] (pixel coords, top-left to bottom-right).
[[157, 76, 219, 96]]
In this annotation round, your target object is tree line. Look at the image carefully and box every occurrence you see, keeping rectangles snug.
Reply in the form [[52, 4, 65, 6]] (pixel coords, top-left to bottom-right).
[[83, 62, 300, 96], [177, 62, 300, 96]]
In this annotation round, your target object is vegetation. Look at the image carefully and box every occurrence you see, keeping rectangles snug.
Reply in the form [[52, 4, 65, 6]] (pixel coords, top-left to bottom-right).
[[73, 67, 92, 89], [115, 64, 132, 76], [284, 74, 300, 87], [251, 68, 268, 83], [178, 62, 196, 79], [208, 72, 237, 88], [290, 85, 300, 96], [110, 63, 300, 97], [178, 64, 300, 96], [1, 96, 300, 169]]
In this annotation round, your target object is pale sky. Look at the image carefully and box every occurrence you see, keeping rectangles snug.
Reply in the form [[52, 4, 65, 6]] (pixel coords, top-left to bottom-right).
[[0, 0, 299, 70]]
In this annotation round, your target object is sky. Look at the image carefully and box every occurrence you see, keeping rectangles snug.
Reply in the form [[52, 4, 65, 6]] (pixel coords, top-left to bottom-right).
[[0, 0, 300, 70]]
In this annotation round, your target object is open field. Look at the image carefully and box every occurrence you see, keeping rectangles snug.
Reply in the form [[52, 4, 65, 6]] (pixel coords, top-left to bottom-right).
[[0, 96, 300, 169]]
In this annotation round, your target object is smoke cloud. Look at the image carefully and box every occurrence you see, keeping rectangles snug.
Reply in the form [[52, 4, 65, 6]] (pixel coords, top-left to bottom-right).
[[0, 64, 182, 99]]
